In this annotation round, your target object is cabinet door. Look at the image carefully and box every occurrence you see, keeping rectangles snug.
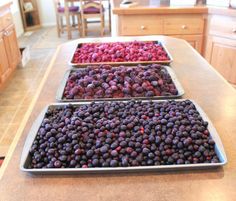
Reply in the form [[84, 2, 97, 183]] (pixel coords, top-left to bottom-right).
[[0, 31, 11, 84], [205, 36, 236, 84], [4, 25, 21, 69]]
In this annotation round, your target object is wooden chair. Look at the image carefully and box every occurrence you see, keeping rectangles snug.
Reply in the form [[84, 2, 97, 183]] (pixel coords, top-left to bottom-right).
[[79, 0, 105, 37], [53, 0, 82, 39]]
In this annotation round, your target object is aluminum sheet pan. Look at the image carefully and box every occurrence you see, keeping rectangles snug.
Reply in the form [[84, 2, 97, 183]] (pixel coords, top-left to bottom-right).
[[56, 66, 184, 102], [20, 100, 227, 174], [69, 40, 173, 67]]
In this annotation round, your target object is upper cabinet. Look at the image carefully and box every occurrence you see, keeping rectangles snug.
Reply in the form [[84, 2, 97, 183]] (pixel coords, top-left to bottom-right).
[[204, 15, 236, 85]]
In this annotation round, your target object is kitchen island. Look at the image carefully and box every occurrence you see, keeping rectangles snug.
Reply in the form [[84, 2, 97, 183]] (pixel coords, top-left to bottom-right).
[[0, 36, 236, 201]]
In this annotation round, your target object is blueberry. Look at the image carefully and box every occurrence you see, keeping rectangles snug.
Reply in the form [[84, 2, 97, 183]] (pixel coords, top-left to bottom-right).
[[54, 160, 62, 168], [100, 146, 108, 153], [121, 158, 129, 167], [86, 150, 94, 158], [120, 141, 127, 148], [142, 148, 150, 155], [111, 150, 118, 157], [110, 160, 118, 167], [92, 159, 99, 167]]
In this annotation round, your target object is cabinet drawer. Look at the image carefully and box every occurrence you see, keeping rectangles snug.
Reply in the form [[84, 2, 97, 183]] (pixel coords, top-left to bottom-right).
[[1, 12, 13, 29], [120, 15, 163, 36], [209, 15, 236, 38], [163, 15, 204, 35]]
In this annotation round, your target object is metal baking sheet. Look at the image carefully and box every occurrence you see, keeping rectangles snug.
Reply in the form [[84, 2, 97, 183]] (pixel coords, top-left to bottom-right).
[[56, 66, 184, 102], [69, 40, 173, 67], [20, 100, 227, 174]]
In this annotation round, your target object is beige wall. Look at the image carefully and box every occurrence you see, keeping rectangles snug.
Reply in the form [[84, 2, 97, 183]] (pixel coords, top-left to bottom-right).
[[37, 0, 56, 26]]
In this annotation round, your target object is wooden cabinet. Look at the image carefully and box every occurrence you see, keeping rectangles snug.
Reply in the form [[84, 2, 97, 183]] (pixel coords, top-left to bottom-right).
[[118, 14, 205, 54], [4, 25, 21, 69], [0, 31, 11, 84], [205, 36, 236, 84], [171, 34, 203, 53], [204, 15, 236, 84], [0, 3, 21, 88]]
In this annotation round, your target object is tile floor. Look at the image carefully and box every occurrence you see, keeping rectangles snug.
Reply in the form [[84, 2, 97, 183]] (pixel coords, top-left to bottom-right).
[[0, 25, 111, 158]]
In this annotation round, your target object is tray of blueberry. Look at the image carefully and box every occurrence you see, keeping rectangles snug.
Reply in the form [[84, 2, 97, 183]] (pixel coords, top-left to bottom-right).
[[69, 40, 173, 67], [56, 64, 184, 102], [20, 100, 227, 174]]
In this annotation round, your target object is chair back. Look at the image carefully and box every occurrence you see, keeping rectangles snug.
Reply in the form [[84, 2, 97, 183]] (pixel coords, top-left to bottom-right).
[[80, 0, 103, 15]]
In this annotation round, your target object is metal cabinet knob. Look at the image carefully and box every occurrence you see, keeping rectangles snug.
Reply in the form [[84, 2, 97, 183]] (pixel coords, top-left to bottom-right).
[[181, 25, 187, 29], [140, 25, 146, 30]]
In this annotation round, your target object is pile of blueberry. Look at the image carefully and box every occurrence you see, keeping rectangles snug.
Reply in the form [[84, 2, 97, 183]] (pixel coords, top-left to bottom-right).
[[63, 64, 178, 99], [29, 100, 219, 169], [72, 41, 169, 63]]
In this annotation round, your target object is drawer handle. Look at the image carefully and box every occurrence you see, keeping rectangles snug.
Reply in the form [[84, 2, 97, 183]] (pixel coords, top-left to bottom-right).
[[140, 25, 146, 30], [232, 28, 236, 33], [181, 25, 187, 29]]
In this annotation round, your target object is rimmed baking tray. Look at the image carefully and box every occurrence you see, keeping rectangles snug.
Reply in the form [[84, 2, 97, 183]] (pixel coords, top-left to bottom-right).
[[20, 100, 227, 174], [56, 66, 184, 102], [69, 40, 173, 67]]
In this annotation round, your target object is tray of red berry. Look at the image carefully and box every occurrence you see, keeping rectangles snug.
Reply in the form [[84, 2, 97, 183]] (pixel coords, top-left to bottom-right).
[[69, 40, 173, 67], [20, 100, 227, 174], [56, 64, 184, 102]]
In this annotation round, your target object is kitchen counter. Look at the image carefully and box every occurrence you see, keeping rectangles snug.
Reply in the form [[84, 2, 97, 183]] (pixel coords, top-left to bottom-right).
[[112, 0, 208, 15], [0, 1, 12, 9], [0, 36, 236, 201], [112, 0, 236, 16], [208, 6, 236, 17], [0, 2, 12, 12]]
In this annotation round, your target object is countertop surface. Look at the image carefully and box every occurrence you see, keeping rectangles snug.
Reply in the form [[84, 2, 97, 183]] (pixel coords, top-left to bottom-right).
[[112, 0, 236, 16], [0, 36, 236, 201], [0, 1, 12, 11]]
